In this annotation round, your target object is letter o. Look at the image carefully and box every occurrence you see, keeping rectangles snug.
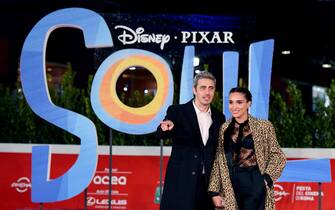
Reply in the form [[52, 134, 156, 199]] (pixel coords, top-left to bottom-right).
[[93, 176, 101, 185], [91, 49, 174, 134]]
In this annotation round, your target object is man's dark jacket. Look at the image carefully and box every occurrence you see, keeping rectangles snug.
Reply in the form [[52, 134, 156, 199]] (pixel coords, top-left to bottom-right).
[[156, 100, 225, 210]]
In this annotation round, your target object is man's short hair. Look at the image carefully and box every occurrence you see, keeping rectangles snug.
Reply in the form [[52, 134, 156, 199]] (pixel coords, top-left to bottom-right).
[[193, 71, 216, 88]]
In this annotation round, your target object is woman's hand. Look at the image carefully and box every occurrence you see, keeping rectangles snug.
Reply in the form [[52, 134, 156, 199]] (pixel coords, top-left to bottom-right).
[[212, 195, 224, 208]]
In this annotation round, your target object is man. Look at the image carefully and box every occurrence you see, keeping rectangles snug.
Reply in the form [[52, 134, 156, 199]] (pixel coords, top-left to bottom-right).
[[156, 71, 226, 210]]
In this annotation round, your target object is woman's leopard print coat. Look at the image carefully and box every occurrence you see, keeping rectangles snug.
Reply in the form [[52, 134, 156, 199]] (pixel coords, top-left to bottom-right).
[[208, 115, 286, 210]]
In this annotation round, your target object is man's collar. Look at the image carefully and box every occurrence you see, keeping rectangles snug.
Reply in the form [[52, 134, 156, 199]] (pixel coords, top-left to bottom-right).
[[193, 100, 211, 114]]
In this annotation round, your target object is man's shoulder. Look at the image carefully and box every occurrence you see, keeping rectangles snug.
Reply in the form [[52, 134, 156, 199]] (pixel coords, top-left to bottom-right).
[[168, 100, 193, 110], [211, 107, 225, 118], [210, 106, 221, 114], [168, 103, 189, 113]]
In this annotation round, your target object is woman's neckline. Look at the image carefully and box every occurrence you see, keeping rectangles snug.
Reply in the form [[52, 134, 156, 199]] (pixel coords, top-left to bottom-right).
[[234, 118, 248, 125]]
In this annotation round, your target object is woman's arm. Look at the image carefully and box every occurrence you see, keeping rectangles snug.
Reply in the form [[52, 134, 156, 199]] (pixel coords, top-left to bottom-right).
[[264, 121, 287, 182]]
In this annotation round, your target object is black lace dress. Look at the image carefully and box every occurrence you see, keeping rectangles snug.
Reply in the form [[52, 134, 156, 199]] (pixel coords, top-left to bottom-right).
[[223, 119, 266, 210]]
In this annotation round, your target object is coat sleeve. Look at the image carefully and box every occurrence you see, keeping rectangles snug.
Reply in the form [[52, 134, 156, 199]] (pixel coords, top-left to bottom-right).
[[155, 105, 176, 140], [264, 121, 287, 182], [208, 126, 224, 194]]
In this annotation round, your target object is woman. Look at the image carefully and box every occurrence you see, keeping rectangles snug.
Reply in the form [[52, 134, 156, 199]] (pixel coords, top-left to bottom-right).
[[208, 87, 286, 210]]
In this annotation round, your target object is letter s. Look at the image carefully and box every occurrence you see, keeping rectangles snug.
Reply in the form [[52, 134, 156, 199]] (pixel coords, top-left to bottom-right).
[[20, 8, 113, 202]]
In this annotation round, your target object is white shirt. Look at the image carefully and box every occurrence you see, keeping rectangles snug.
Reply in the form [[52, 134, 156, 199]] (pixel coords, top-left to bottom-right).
[[193, 101, 213, 146]]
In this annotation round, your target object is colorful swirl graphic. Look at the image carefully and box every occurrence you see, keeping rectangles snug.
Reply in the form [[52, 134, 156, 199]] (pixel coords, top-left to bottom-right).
[[91, 49, 174, 134]]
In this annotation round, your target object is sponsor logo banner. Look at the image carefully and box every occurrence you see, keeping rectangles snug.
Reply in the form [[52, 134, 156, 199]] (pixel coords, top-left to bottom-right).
[[0, 152, 334, 210]]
